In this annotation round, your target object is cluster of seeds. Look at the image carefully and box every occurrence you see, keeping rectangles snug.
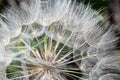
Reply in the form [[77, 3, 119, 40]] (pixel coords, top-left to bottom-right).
[[0, 0, 120, 80]]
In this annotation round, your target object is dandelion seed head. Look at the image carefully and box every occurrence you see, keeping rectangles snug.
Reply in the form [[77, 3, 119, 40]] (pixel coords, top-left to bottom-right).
[[21, 23, 45, 38], [0, 19, 10, 46], [0, 0, 118, 80], [37, 0, 71, 26], [2, 8, 22, 38], [0, 47, 15, 80], [89, 56, 120, 80], [6, 35, 85, 80], [61, 3, 101, 33], [8, 0, 41, 25]]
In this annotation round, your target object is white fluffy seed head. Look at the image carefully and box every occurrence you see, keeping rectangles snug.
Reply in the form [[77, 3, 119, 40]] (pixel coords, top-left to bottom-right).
[[0, 18, 10, 46], [2, 10, 22, 38], [61, 2, 101, 33], [0, 0, 118, 80], [21, 23, 45, 39], [7, 0, 41, 25], [2, 0, 44, 39], [6, 35, 84, 80], [37, 0, 72, 26], [89, 56, 120, 80]]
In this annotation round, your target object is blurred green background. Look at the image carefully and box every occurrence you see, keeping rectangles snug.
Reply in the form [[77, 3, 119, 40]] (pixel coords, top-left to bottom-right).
[[77, 0, 108, 10]]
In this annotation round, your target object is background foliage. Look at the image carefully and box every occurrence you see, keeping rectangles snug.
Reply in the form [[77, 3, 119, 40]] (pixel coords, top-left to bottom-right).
[[77, 0, 108, 10]]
